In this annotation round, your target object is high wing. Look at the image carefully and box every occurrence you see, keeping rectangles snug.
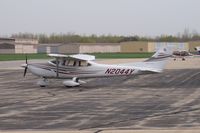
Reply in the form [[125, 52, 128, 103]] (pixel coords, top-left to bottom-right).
[[48, 53, 95, 61], [48, 53, 95, 77]]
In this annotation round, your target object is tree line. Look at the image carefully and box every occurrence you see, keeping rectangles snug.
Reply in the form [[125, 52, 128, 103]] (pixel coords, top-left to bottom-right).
[[11, 30, 200, 44]]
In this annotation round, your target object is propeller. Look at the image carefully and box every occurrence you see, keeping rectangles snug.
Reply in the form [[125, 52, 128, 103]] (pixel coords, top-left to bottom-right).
[[23, 55, 28, 77]]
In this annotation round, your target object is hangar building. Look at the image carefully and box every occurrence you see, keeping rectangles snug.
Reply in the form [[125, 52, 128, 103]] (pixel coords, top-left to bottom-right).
[[120, 41, 189, 53], [0, 38, 15, 54], [1, 37, 199, 54], [38, 43, 120, 54], [38, 42, 196, 54], [38, 44, 79, 54], [0, 38, 38, 54], [78, 43, 120, 53], [15, 38, 38, 53], [37, 41, 200, 54]]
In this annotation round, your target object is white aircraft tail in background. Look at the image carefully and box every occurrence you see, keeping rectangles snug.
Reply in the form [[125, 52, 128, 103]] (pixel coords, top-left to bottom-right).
[[21, 47, 172, 87]]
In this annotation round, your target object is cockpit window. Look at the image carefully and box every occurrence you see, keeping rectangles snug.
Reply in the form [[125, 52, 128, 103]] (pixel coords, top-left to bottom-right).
[[80, 61, 88, 66], [51, 60, 91, 67], [51, 60, 59, 64]]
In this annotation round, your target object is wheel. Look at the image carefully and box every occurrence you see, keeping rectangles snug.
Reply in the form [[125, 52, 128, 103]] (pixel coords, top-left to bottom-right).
[[40, 85, 46, 87], [65, 86, 72, 88], [37, 78, 49, 87]]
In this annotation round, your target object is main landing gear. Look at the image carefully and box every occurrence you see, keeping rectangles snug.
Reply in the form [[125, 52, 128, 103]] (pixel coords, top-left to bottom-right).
[[37, 78, 49, 87], [63, 77, 80, 87], [37, 77, 86, 88]]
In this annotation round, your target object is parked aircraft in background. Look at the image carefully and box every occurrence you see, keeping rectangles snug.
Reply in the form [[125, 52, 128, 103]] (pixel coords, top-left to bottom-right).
[[21, 47, 172, 87], [172, 50, 193, 61], [173, 46, 200, 61]]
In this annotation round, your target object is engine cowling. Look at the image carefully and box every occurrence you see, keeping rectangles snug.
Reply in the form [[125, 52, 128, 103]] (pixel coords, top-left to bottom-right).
[[63, 80, 80, 87]]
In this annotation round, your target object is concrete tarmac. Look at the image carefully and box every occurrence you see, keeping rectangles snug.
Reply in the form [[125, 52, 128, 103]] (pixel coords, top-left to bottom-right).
[[0, 58, 200, 132]]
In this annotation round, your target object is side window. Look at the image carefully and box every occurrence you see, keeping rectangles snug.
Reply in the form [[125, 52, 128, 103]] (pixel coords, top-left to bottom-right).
[[65, 60, 70, 66], [75, 61, 80, 66], [80, 61, 87, 66], [71, 60, 79, 67], [63, 60, 91, 67], [58, 59, 65, 65], [68, 60, 74, 66], [79, 61, 91, 67]]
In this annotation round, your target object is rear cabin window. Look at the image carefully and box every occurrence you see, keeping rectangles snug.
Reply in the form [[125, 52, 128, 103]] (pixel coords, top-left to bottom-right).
[[67, 60, 75, 66]]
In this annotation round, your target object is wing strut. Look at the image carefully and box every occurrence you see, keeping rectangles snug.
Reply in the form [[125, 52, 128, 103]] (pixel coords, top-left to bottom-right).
[[56, 58, 59, 77]]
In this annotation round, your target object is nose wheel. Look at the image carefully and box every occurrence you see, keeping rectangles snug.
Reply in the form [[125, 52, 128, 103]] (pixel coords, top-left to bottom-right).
[[37, 78, 49, 87]]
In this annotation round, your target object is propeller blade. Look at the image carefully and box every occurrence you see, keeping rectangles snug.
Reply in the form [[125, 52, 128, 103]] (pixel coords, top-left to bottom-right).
[[23, 54, 28, 77], [24, 67, 27, 77]]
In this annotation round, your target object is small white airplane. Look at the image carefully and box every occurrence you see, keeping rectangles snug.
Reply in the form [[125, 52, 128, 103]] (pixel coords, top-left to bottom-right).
[[21, 47, 172, 87], [172, 50, 193, 61], [172, 47, 200, 61]]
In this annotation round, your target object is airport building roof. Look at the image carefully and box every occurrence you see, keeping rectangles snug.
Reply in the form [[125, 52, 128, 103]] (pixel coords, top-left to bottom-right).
[[0, 37, 15, 41]]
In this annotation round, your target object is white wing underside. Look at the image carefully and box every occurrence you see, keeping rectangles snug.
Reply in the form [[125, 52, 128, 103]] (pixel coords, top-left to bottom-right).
[[48, 53, 95, 61]]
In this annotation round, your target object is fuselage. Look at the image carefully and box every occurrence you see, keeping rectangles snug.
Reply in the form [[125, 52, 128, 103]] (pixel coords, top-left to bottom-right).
[[21, 47, 171, 87], [27, 61, 140, 79]]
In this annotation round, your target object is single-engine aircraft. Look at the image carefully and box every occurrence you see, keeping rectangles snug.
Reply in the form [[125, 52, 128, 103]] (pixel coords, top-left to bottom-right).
[[21, 47, 172, 87], [172, 50, 193, 61]]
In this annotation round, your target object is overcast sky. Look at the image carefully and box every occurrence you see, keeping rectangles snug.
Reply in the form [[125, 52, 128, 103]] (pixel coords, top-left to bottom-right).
[[0, 0, 200, 36]]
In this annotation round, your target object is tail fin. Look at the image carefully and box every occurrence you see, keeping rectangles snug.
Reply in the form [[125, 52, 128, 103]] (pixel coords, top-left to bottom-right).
[[145, 47, 173, 62], [141, 46, 173, 72], [122, 47, 173, 73]]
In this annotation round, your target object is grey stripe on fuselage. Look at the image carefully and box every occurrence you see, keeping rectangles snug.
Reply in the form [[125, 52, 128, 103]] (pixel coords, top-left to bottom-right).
[[29, 63, 101, 74]]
